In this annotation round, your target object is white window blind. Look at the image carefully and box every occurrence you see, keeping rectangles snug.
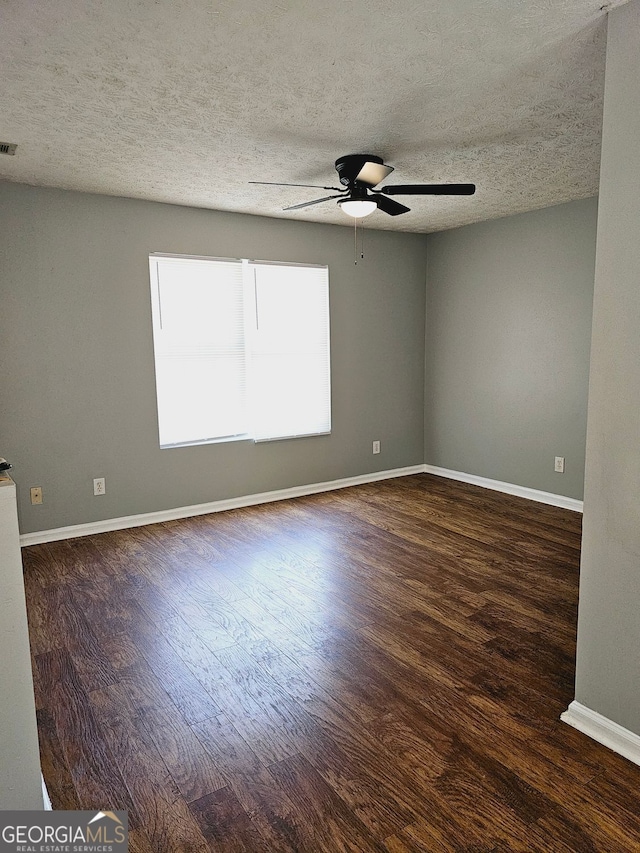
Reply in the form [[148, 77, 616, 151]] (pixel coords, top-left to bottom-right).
[[150, 256, 248, 447], [149, 254, 331, 447], [249, 261, 331, 442]]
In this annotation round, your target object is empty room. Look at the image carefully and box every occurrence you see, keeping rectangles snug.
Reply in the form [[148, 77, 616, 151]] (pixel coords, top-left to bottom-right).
[[1, 0, 639, 850]]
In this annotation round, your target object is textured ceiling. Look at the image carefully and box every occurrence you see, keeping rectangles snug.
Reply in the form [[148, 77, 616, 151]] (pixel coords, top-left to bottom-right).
[[0, 1, 619, 232]]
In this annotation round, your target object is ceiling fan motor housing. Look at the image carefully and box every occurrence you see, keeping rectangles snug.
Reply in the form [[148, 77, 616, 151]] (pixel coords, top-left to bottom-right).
[[345, 184, 372, 202]]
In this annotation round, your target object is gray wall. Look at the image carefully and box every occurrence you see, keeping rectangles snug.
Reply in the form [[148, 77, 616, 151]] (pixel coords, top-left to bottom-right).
[[424, 199, 597, 500], [0, 182, 427, 534], [574, 0, 640, 735]]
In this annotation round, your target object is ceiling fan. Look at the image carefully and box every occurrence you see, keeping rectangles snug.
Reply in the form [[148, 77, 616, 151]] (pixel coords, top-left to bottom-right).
[[250, 154, 475, 218]]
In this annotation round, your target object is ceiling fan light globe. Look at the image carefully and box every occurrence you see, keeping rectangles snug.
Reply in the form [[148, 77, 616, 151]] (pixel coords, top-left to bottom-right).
[[339, 199, 377, 218]]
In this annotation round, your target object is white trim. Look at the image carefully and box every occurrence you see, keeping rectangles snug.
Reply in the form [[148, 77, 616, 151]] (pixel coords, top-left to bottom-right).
[[150, 251, 242, 264], [250, 258, 328, 270], [19, 465, 425, 547], [20, 462, 583, 547], [422, 464, 583, 512], [42, 775, 52, 810], [561, 701, 640, 767]]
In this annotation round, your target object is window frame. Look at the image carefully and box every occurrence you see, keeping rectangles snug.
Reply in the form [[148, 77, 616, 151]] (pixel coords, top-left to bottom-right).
[[149, 252, 331, 449]]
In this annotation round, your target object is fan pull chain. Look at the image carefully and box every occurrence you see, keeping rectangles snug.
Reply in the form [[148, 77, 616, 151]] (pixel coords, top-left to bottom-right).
[[354, 219, 366, 264], [354, 218, 358, 265]]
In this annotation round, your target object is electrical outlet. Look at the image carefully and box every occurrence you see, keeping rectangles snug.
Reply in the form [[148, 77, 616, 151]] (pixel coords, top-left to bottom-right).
[[554, 456, 565, 473], [93, 477, 106, 496], [30, 486, 43, 505], [372, 440, 381, 455]]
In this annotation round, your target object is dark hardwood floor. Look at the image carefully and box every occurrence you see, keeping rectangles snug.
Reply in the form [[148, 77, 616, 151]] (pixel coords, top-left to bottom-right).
[[22, 473, 640, 852]]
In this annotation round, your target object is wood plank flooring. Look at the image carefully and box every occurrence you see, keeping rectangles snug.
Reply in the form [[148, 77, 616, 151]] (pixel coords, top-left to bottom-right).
[[22, 473, 640, 852]]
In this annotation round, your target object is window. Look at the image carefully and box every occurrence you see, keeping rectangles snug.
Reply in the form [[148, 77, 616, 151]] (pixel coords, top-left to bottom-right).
[[149, 254, 331, 448]]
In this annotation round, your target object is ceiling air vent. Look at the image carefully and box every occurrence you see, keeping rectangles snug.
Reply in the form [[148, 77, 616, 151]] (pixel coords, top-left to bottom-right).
[[0, 143, 17, 155]]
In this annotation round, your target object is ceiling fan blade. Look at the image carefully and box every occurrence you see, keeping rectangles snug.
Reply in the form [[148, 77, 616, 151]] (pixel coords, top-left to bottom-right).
[[355, 161, 394, 187], [381, 183, 476, 196], [373, 194, 411, 216], [283, 194, 344, 211], [249, 181, 344, 191]]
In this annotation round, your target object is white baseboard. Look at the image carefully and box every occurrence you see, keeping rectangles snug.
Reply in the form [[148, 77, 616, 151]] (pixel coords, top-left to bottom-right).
[[561, 701, 640, 767], [423, 464, 583, 513], [20, 462, 582, 547], [19, 464, 425, 547]]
